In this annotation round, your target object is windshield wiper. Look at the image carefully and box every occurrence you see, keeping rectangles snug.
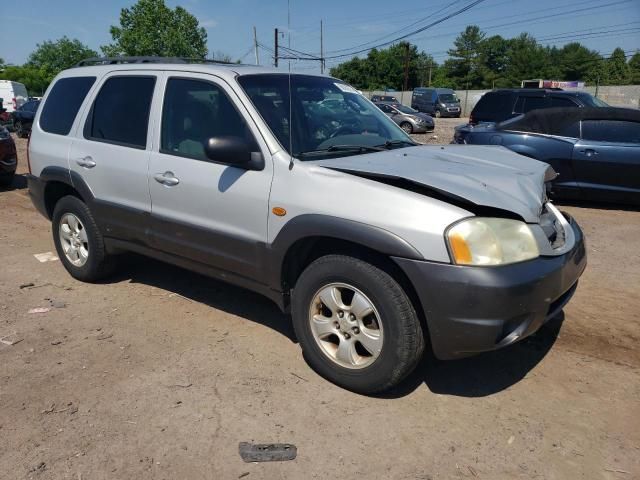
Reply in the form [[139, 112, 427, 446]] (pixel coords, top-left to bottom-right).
[[377, 139, 417, 149], [297, 144, 386, 158]]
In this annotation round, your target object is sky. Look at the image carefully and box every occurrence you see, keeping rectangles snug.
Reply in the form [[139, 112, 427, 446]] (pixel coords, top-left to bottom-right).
[[1, 0, 639, 74]]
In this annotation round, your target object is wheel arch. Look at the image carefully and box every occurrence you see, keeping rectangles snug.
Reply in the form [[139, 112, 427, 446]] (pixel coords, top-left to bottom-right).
[[269, 215, 425, 317], [40, 166, 93, 219]]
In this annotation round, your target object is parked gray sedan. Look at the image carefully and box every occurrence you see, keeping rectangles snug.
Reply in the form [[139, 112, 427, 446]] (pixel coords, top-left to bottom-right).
[[375, 101, 434, 133]]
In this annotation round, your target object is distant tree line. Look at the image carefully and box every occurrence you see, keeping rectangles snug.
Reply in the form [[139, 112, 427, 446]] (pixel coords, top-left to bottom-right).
[[330, 25, 640, 91], [0, 0, 231, 95]]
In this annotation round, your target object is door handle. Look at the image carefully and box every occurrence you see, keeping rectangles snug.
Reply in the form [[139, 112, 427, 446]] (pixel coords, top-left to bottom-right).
[[76, 156, 96, 168], [579, 149, 598, 157], [154, 171, 180, 186]]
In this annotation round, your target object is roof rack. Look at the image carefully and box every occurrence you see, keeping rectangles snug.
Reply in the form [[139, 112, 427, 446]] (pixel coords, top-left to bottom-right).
[[75, 56, 237, 67]]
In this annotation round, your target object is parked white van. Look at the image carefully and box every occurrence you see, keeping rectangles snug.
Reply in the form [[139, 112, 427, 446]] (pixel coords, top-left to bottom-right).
[[0, 80, 29, 113]]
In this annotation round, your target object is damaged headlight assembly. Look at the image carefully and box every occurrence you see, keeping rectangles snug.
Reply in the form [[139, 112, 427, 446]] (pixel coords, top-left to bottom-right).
[[446, 218, 539, 266]]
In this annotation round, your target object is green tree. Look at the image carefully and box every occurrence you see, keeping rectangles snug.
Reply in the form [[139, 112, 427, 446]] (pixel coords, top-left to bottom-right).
[[2, 65, 51, 96], [556, 43, 603, 83], [444, 25, 486, 89], [477, 35, 509, 88], [27, 37, 98, 80], [102, 0, 208, 58], [606, 47, 630, 85], [330, 42, 434, 91], [501, 34, 550, 87], [628, 52, 640, 84]]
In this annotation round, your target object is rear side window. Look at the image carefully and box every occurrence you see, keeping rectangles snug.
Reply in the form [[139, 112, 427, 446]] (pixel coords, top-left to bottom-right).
[[551, 97, 579, 108], [514, 96, 547, 114], [472, 93, 514, 122], [582, 120, 640, 143], [85, 76, 156, 148], [40, 77, 96, 135]]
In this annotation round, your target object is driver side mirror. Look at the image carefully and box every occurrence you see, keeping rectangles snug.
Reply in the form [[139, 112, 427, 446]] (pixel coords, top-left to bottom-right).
[[204, 136, 264, 171]]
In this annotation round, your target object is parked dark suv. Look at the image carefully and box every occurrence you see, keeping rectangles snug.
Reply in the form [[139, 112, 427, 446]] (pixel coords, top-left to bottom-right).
[[12, 100, 40, 138], [469, 89, 608, 125]]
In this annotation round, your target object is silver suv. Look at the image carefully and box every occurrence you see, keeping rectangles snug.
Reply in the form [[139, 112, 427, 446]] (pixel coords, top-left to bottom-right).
[[27, 58, 586, 393]]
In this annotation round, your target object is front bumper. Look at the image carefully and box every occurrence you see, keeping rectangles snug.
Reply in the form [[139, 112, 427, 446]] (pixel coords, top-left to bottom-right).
[[412, 123, 435, 133], [393, 216, 586, 360]]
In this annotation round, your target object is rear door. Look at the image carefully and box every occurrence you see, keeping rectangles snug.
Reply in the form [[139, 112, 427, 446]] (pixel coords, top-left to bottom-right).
[[572, 119, 640, 203], [68, 72, 159, 245]]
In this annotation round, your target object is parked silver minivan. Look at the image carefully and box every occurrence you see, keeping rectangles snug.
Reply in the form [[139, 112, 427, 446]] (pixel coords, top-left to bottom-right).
[[27, 58, 586, 393]]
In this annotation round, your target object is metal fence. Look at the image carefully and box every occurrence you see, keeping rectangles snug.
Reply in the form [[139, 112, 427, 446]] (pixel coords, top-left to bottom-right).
[[362, 85, 640, 115]]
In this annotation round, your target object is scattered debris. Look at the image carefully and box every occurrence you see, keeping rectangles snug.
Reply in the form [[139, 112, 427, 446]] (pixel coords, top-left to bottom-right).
[[507, 435, 515, 445], [28, 307, 51, 314], [604, 468, 630, 474], [30, 462, 46, 473], [42, 403, 56, 414], [239, 473, 250, 479], [0, 333, 23, 346], [34, 252, 59, 263], [468, 466, 478, 477], [168, 383, 193, 389], [238, 442, 297, 463], [46, 298, 66, 309], [19, 282, 35, 289], [51, 340, 63, 346], [96, 332, 114, 341], [290, 372, 308, 383]]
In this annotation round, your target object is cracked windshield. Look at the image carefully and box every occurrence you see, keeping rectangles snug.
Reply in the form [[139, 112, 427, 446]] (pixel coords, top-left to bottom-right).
[[238, 74, 415, 159]]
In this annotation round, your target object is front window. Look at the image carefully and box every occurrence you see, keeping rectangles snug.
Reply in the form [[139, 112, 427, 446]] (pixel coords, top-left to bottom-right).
[[238, 74, 414, 160], [579, 94, 609, 108], [393, 104, 418, 114], [438, 93, 459, 103]]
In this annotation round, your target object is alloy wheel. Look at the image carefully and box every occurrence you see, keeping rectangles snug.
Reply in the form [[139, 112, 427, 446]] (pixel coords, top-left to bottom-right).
[[308, 283, 384, 369], [58, 213, 89, 267]]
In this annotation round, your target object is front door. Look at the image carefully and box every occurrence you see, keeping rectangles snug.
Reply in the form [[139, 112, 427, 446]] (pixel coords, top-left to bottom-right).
[[572, 119, 640, 203], [148, 73, 273, 282]]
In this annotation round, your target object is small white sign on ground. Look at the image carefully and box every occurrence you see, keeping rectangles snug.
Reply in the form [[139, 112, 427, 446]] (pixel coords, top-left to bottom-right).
[[34, 252, 59, 262]]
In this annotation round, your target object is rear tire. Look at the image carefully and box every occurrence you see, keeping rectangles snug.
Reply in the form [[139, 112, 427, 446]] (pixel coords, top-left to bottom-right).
[[435, 110, 442, 118], [0, 173, 14, 187], [291, 254, 424, 394], [52, 195, 116, 282], [15, 121, 25, 138]]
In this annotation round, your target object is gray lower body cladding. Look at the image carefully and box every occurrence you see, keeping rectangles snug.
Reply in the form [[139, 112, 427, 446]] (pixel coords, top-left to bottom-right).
[[393, 216, 586, 360]]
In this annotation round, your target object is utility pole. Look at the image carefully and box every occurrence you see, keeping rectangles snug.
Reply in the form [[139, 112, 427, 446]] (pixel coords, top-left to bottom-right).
[[320, 19, 324, 74], [253, 26, 259, 65], [274, 28, 278, 67], [428, 60, 432, 87], [402, 43, 410, 94]]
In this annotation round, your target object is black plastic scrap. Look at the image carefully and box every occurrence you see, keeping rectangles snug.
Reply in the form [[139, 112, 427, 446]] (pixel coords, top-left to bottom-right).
[[238, 442, 297, 462]]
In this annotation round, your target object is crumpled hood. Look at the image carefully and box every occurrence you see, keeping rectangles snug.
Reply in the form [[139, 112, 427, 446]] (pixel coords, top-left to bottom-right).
[[310, 145, 552, 223]]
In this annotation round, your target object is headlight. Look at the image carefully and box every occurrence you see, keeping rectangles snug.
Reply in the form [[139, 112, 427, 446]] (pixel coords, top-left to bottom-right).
[[447, 218, 539, 266]]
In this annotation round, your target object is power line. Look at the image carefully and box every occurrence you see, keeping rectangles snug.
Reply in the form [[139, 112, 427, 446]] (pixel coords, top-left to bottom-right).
[[323, 0, 489, 60]]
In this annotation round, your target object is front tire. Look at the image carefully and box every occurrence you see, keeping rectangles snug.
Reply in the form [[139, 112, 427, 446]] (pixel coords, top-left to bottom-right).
[[291, 255, 424, 394], [52, 195, 116, 282], [400, 122, 413, 134]]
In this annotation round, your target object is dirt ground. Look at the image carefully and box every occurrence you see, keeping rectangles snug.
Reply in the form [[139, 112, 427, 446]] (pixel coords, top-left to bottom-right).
[[1, 125, 639, 480]]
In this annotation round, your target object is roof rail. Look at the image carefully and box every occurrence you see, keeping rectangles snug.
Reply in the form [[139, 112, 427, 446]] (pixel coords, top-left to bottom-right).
[[75, 56, 237, 67]]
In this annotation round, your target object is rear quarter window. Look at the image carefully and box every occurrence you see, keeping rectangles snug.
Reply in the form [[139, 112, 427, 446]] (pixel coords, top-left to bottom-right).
[[472, 93, 514, 122], [582, 120, 640, 143], [40, 77, 96, 135]]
